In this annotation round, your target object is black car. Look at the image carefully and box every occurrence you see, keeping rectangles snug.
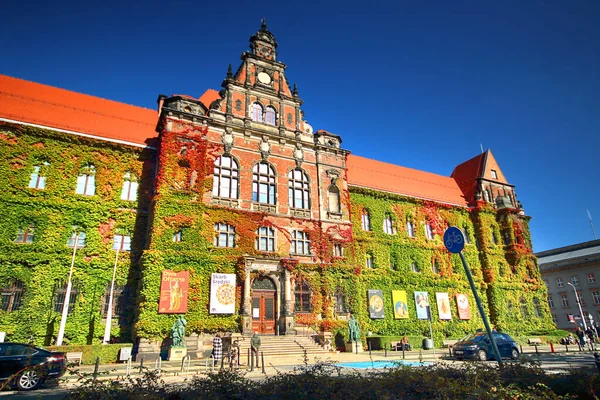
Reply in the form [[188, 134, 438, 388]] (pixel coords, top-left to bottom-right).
[[0, 343, 67, 390], [452, 332, 519, 361]]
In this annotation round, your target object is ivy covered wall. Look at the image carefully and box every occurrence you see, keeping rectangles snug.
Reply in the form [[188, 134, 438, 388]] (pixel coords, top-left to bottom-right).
[[0, 123, 154, 345]]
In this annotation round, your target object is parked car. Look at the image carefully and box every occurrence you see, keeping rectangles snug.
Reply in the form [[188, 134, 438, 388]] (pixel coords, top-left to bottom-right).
[[452, 331, 519, 361], [0, 343, 67, 390]]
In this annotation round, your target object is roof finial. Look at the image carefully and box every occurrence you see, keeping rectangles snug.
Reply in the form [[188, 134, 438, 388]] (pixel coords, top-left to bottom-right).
[[261, 18, 267, 30], [227, 64, 233, 79], [293, 83, 298, 97]]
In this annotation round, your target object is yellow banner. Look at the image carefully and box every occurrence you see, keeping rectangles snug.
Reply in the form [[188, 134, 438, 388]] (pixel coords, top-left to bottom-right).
[[392, 290, 409, 319]]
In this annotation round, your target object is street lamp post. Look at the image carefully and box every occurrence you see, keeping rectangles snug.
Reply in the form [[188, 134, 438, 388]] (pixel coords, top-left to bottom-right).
[[102, 247, 120, 344], [567, 282, 588, 331]]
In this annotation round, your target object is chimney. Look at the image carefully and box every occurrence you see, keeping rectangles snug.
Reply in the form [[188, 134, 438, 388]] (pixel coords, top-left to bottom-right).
[[157, 94, 167, 115]]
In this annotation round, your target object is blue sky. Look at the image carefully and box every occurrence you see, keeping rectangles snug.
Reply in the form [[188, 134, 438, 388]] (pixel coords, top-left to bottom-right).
[[1, 0, 598, 251]]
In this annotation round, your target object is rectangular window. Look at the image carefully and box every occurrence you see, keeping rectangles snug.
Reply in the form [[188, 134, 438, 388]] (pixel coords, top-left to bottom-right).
[[67, 232, 86, 248], [560, 294, 569, 307], [577, 291, 585, 305], [572, 276, 579, 286], [334, 292, 349, 314], [593, 291, 600, 305], [53, 284, 78, 314], [548, 296, 554, 309], [491, 170, 498, 179], [172, 231, 182, 243], [291, 231, 311, 255], [556, 278, 564, 288], [214, 223, 235, 248], [383, 217, 394, 234], [256, 227, 275, 252], [112, 235, 131, 252], [333, 243, 343, 257], [551, 314, 558, 324], [365, 254, 373, 268], [28, 164, 48, 189], [588, 273, 596, 284], [120, 175, 138, 201], [15, 226, 35, 244], [424, 223, 434, 240]]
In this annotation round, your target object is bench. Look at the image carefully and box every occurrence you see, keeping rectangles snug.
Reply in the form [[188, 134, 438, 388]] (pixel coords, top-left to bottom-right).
[[443, 340, 459, 355], [528, 338, 542, 345], [66, 351, 83, 366]]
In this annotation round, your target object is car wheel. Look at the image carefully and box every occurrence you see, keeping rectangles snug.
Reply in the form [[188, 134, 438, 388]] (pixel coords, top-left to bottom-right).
[[510, 348, 519, 360], [17, 369, 43, 391], [477, 349, 487, 361]]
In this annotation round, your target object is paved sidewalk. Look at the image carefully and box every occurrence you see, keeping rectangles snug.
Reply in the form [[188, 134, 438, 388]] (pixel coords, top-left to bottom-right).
[[58, 344, 597, 388]]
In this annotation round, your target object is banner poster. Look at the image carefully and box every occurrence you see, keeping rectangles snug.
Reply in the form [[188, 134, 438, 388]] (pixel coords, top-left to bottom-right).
[[436, 292, 452, 320], [455, 293, 472, 320], [368, 289, 385, 319], [414, 291, 430, 320], [158, 270, 189, 314], [392, 290, 409, 319], [210, 273, 236, 314]]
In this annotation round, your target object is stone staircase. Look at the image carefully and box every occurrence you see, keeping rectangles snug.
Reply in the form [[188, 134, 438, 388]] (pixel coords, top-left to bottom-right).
[[229, 334, 333, 362]]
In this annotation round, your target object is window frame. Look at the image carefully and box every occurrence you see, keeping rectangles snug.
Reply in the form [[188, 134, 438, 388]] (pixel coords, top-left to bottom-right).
[[75, 164, 96, 196], [256, 226, 276, 252], [406, 221, 415, 237], [548, 295, 554, 309], [67, 232, 86, 249], [588, 273, 596, 284], [291, 230, 311, 255], [593, 291, 600, 305], [365, 253, 373, 269], [571, 276, 579, 286], [424, 223, 434, 240], [560, 293, 569, 307], [53, 282, 78, 314], [288, 169, 311, 210], [112, 234, 131, 252], [28, 162, 49, 190], [361, 210, 371, 231], [213, 223, 236, 248], [120, 172, 139, 201], [556, 278, 564, 288], [294, 279, 312, 313], [265, 106, 277, 126], [333, 243, 343, 257], [15, 226, 35, 244], [1, 280, 24, 312], [251, 102, 264, 123], [252, 162, 277, 205], [383, 214, 395, 235], [212, 155, 240, 199]]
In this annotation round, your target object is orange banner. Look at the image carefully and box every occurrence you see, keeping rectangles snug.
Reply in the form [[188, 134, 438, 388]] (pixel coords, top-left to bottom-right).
[[158, 270, 189, 314]]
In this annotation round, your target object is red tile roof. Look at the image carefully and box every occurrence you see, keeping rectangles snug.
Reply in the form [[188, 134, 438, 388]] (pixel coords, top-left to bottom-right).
[[0, 74, 158, 147], [347, 155, 468, 206], [199, 89, 220, 109], [450, 152, 486, 205]]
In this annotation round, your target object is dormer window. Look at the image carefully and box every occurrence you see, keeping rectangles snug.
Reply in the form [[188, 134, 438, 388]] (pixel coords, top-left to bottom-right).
[[491, 169, 498, 179], [251, 103, 263, 123]]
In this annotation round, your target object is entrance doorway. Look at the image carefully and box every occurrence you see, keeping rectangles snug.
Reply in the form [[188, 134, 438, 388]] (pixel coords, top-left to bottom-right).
[[251, 276, 276, 334]]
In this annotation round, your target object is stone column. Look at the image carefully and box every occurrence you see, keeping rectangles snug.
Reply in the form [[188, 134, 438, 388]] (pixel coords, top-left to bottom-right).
[[242, 258, 253, 334], [283, 269, 296, 334]]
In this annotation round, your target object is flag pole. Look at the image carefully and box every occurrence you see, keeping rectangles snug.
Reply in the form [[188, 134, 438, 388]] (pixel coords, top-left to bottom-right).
[[56, 233, 79, 346], [103, 246, 120, 344], [588, 210, 597, 240]]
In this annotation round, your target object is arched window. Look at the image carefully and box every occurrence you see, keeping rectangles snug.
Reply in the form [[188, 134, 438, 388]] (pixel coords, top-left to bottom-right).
[[252, 162, 276, 204], [75, 164, 96, 196], [265, 106, 277, 126], [53, 282, 78, 314], [294, 279, 312, 313], [520, 297, 528, 318], [256, 226, 275, 252], [327, 185, 341, 213], [251, 103, 263, 122], [1, 280, 24, 312], [365, 253, 374, 268], [28, 162, 49, 189], [383, 213, 395, 234], [432, 260, 440, 274], [406, 221, 415, 237], [288, 169, 310, 209], [411, 262, 420, 273], [361, 210, 371, 231], [214, 223, 235, 248], [120, 172, 138, 201], [212, 156, 239, 199]]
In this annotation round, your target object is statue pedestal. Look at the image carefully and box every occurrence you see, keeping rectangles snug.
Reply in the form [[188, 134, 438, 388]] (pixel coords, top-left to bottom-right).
[[346, 341, 363, 353], [168, 346, 187, 361]]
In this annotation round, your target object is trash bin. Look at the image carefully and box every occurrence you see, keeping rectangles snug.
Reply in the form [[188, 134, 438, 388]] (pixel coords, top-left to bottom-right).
[[422, 338, 434, 350]]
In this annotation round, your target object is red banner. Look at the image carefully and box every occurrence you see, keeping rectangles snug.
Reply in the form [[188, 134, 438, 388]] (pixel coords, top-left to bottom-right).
[[455, 293, 471, 320], [158, 270, 189, 314]]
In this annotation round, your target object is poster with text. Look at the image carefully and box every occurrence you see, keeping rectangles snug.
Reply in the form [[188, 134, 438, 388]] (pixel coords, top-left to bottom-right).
[[392, 290, 409, 319], [158, 270, 189, 314], [414, 291, 430, 320], [455, 293, 472, 320], [210, 273, 236, 314], [436, 292, 452, 320], [368, 289, 385, 319]]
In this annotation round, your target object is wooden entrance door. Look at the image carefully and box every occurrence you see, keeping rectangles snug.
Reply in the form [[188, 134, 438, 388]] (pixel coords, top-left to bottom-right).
[[251, 291, 276, 334]]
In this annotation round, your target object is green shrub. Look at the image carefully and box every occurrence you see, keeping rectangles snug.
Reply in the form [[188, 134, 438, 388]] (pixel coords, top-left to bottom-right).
[[46, 343, 132, 364]]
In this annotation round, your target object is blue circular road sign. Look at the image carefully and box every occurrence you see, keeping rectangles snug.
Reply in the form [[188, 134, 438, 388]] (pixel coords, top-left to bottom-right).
[[444, 227, 465, 254]]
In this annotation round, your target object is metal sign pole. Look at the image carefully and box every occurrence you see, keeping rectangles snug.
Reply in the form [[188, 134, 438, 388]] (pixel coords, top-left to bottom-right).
[[459, 252, 503, 365]]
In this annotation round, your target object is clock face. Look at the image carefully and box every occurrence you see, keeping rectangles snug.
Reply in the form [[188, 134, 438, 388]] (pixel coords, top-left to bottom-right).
[[257, 72, 272, 85]]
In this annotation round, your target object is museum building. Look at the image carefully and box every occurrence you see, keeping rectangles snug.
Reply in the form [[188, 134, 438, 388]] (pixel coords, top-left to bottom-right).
[[0, 21, 553, 351]]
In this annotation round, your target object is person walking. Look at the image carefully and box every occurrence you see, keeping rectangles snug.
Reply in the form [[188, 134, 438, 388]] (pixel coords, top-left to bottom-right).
[[212, 332, 223, 366], [251, 331, 261, 367], [576, 327, 586, 351]]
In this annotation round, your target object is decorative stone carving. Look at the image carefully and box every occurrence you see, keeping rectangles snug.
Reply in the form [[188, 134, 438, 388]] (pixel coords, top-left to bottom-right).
[[293, 143, 304, 167], [222, 128, 234, 154], [259, 136, 271, 161], [235, 99, 242, 111], [326, 169, 340, 185]]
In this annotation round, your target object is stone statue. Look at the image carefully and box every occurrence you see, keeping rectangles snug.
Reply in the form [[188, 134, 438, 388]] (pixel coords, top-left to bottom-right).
[[171, 315, 187, 347], [348, 314, 360, 342]]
